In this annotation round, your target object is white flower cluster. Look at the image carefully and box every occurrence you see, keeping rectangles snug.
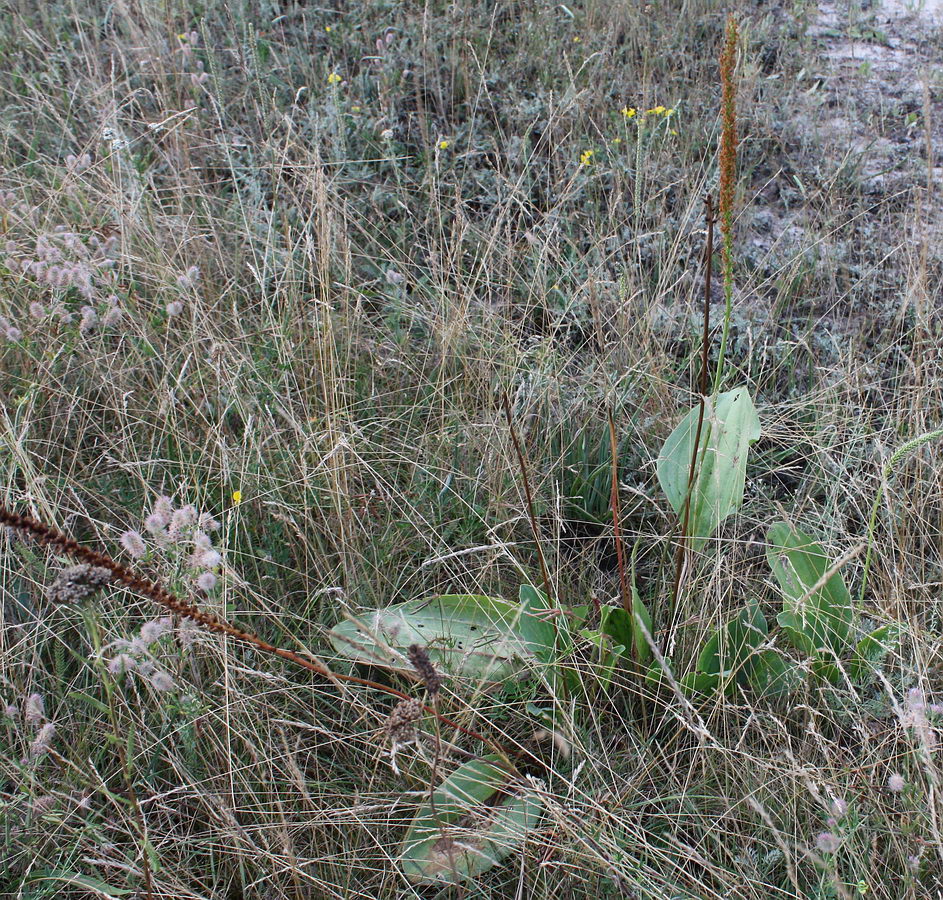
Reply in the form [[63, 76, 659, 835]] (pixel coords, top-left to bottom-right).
[[121, 494, 223, 592], [105, 617, 176, 692]]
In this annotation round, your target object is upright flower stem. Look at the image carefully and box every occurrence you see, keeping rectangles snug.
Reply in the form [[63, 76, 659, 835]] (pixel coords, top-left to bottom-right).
[[501, 390, 555, 609], [712, 14, 739, 396], [666, 195, 715, 634]]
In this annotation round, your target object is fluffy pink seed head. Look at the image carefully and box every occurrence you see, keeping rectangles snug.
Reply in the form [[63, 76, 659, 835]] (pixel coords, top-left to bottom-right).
[[108, 653, 137, 674], [198, 512, 220, 532], [30, 722, 56, 758], [196, 571, 217, 591], [830, 798, 847, 819], [169, 505, 197, 540], [887, 773, 906, 793], [198, 549, 222, 569], [150, 496, 173, 525], [119, 530, 146, 559], [139, 617, 172, 645], [815, 832, 840, 854], [150, 670, 174, 692], [24, 693, 45, 724], [143, 513, 166, 535]]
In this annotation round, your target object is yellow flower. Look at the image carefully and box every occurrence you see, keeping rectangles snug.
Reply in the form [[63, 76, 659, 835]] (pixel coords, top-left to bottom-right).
[[572, 35, 582, 43], [620, 106, 636, 119], [647, 105, 666, 116], [325, 25, 333, 33], [438, 139, 450, 150], [579, 149, 595, 165], [611, 137, 622, 145], [664, 108, 675, 116], [231, 490, 242, 504], [351, 105, 361, 112], [327, 72, 342, 85]]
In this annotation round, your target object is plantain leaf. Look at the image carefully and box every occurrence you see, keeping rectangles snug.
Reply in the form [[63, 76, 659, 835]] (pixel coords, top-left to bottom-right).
[[329, 594, 554, 681], [848, 623, 901, 682], [399, 755, 544, 884], [748, 650, 804, 699], [642, 658, 719, 699], [679, 670, 720, 697], [657, 387, 760, 551], [767, 523, 854, 659], [518, 584, 564, 658], [601, 588, 654, 666], [696, 602, 768, 689]]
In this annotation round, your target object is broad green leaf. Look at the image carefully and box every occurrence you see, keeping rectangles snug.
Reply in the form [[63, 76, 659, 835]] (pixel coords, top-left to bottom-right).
[[767, 522, 854, 657], [748, 651, 804, 699], [601, 590, 654, 666], [579, 627, 623, 689], [399, 755, 543, 884], [657, 387, 761, 551], [775, 610, 818, 657], [644, 661, 668, 690], [329, 594, 553, 681], [696, 602, 768, 687], [642, 659, 718, 699], [630, 581, 654, 665], [679, 670, 720, 697], [813, 660, 842, 684], [518, 584, 563, 658], [518, 584, 577, 691], [848, 623, 901, 682]]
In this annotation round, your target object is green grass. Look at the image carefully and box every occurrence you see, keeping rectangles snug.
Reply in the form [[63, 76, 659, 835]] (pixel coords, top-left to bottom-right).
[[1, 0, 942, 897]]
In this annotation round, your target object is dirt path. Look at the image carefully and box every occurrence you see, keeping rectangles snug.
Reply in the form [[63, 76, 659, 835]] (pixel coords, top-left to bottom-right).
[[807, 0, 942, 216]]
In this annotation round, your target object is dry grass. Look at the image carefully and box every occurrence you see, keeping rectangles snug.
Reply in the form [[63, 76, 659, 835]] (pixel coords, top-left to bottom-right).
[[1, 0, 943, 897]]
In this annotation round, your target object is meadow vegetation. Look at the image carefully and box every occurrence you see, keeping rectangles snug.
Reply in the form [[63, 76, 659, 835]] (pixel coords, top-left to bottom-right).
[[1, 0, 942, 897]]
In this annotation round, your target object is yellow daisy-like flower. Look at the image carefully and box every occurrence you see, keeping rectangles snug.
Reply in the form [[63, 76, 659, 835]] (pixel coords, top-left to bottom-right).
[[327, 72, 342, 85], [438, 139, 450, 150], [620, 106, 637, 119], [647, 105, 666, 116], [231, 490, 242, 504], [325, 25, 333, 33], [580, 149, 595, 165], [572, 35, 582, 43]]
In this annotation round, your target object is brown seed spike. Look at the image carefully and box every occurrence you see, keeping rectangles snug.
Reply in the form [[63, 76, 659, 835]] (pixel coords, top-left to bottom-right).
[[48, 564, 113, 605], [407, 644, 443, 696], [387, 697, 423, 745]]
